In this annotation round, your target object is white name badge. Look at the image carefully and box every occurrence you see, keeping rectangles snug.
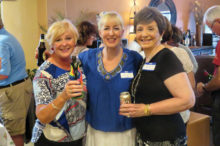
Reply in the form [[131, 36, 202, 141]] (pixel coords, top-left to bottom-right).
[[120, 71, 134, 78], [142, 62, 156, 71]]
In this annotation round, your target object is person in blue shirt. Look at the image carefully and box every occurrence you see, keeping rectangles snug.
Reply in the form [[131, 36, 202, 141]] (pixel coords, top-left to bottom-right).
[[78, 11, 143, 146], [0, 57, 1, 69], [0, 15, 32, 146]]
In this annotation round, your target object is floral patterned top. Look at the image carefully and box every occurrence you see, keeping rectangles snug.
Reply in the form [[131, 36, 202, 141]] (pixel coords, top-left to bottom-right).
[[31, 59, 87, 143]]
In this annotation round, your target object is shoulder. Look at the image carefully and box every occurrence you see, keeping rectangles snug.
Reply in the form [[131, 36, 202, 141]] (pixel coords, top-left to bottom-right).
[[124, 48, 143, 61], [78, 48, 99, 61], [170, 47, 188, 57], [156, 48, 183, 67], [155, 48, 184, 80], [0, 29, 16, 43], [158, 48, 177, 59], [34, 61, 53, 78]]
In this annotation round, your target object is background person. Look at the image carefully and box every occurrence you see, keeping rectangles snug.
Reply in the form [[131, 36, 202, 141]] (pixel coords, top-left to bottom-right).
[[119, 7, 195, 146], [162, 17, 196, 90], [78, 11, 143, 146], [167, 25, 198, 74], [35, 21, 97, 59], [162, 17, 195, 124], [71, 21, 97, 56], [31, 19, 87, 146], [196, 5, 220, 146], [0, 14, 32, 146]]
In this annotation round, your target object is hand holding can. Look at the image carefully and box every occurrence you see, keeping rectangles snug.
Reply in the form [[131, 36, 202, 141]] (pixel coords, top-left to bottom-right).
[[120, 92, 131, 104]]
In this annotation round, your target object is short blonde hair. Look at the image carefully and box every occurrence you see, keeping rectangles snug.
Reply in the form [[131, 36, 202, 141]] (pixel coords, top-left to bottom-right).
[[46, 19, 79, 47], [97, 11, 124, 30]]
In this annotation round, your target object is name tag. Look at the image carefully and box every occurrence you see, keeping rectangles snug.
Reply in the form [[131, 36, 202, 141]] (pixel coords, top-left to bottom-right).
[[142, 62, 156, 71], [120, 71, 134, 78]]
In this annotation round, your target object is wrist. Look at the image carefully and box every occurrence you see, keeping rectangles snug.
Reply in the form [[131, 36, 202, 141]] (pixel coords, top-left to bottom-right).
[[51, 102, 61, 110], [60, 91, 69, 101], [144, 104, 151, 116], [202, 83, 209, 93]]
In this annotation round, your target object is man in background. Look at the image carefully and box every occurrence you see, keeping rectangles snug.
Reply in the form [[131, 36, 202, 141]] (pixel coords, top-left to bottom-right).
[[196, 5, 220, 146], [0, 13, 32, 146]]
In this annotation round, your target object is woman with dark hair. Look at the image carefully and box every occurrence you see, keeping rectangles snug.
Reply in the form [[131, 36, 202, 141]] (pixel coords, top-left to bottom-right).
[[119, 7, 195, 145], [168, 25, 198, 73], [72, 21, 97, 56]]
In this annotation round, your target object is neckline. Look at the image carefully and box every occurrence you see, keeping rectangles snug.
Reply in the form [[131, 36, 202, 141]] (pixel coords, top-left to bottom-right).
[[145, 47, 166, 63], [97, 48, 128, 80], [145, 45, 165, 63], [46, 60, 70, 72]]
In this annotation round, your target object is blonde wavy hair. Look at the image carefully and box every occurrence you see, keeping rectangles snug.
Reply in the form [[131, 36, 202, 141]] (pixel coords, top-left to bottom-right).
[[46, 19, 79, 48]]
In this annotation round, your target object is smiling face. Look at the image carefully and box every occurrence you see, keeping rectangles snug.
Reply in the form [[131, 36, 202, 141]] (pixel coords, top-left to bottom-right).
[[99, 18, 124, 49], [52, 31, 76, 60], [135, 21, 162, 51]]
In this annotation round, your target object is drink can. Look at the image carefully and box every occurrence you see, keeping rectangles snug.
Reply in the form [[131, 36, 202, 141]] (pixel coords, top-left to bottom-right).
[[120, 92, 131, 104]]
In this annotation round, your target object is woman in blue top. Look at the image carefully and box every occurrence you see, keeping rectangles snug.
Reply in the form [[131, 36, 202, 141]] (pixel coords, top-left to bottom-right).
[[78, 11, 143, 146]]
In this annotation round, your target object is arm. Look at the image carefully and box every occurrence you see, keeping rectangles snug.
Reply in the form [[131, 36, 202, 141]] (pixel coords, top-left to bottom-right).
[[0, 57, 7, 79], [187, 71, 196, 90], [0, 75, 8, 80], [149, 72, 195, 115], [0, 44, 11, 79], [120, 72, 195, 117], [36, 80, 83, 124], [197, 66, 220, 95]]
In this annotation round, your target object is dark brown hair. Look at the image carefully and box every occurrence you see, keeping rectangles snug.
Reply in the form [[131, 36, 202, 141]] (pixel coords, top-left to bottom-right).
[[134, 7, 166, 35], [77, 21, 97, 45], [161, 17, 173, 43], [171, 25, 183, 44]]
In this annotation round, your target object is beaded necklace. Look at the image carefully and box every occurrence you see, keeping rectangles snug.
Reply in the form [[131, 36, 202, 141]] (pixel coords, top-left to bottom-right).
[[131, 60, 145, 103]]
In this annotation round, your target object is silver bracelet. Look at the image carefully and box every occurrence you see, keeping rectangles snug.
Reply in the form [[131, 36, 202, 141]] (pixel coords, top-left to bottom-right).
[[51, 103, 61, 110]]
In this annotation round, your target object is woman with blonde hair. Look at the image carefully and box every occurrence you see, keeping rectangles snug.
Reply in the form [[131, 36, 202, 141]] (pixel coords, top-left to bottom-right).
[[31, 19, 87, 146], [79, 11, 143, 146]]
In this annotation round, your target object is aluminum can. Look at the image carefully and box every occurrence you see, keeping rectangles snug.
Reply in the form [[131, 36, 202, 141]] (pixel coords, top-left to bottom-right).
[[120, 92, 131, 104]]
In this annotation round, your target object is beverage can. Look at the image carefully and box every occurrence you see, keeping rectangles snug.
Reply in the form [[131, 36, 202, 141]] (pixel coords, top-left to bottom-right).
[[120, 92, 131, 104]]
